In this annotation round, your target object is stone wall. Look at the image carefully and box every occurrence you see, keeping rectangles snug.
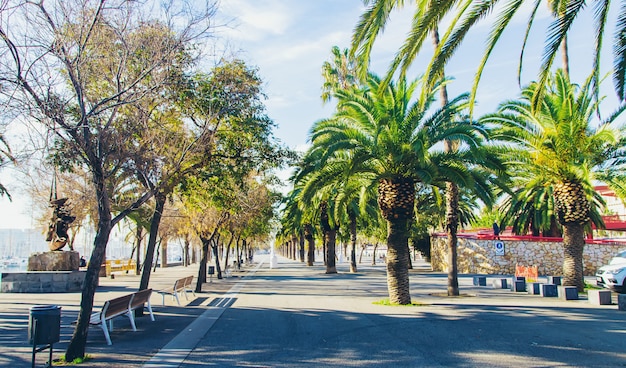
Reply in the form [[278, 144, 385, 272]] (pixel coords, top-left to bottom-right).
[[0, 271, 86, 293], [430, 235, 625, 276]]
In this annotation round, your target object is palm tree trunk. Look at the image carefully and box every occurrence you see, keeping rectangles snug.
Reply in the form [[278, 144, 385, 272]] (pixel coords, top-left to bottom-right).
[[325, 229, 338, 274], [432, 27, 461, 297], [562, 223, 585, 291], [304, 223, 315, 266], [386, 219, 411, 304], [561, 35, 569, 78], [299, 231, 305, 262], [446, 182, 460, 296], [372, 243, 379, 265], [349, 210, 358, 273]]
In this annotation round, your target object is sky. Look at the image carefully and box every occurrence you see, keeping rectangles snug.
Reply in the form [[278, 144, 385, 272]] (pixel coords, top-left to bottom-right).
[[0, 0, 622, 230]]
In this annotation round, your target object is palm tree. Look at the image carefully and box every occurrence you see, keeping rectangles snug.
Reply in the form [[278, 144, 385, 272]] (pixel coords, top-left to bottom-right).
[[482, 69, 626, 291], [351, 0, 477, 297], [310, 73, 489, 304], [321, 46, 358, 104], [351, 0, 624, 112], [292, 150, 343, 274]]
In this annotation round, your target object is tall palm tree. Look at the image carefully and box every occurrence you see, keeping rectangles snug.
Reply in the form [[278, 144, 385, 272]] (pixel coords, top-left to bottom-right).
[[352, 0, 477, 297], [310, 73, 489, 304], [352, 0, 624, 112], [321, 46, 358, 104], [482, 69, 626, 291]]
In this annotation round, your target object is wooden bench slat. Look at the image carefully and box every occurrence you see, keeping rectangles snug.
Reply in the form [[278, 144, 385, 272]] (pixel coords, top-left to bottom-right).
[[157, 276, 195, 306], [89, 289, 155, 345]]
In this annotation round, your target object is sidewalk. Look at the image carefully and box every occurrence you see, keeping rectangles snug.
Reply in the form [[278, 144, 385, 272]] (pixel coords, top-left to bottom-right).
[[1, 255, 625, 367], [0, 262, 242, 367]]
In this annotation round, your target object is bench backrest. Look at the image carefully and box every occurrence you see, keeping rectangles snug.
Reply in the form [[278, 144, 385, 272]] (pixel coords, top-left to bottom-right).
[[183, 275, 193, 288], [130, 288, 152, 310], [102, 293, 133, 319]]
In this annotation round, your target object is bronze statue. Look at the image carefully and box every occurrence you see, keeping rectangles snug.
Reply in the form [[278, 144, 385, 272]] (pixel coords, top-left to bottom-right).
[[46, 197, 76, 251]]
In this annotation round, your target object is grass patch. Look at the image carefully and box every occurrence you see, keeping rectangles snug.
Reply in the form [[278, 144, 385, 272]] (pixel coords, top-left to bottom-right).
[[52, 354, 93, 366], [373, 298, 428, 306], [583, 282, 604, 293]]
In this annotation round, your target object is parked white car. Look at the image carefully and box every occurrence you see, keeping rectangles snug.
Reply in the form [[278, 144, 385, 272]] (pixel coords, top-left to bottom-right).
[[596, 250, 626, 293]]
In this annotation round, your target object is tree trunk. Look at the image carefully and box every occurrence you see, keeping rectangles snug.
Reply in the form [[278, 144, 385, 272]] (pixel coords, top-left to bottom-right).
[[372, 243, 379, 266], [212, 242, 223, 279], [349, 210, 357, 273], [299, 232, 305, 262], [358, 244, 365, 264], [562, 223, 585, 291], [135, 226, 143, 275], [304, 224, 315, 266], [139, 192, 166, 292], [191, 242, 197, 264], [325, 229, 338, 274], [161, 239, 168, 268], [430, 26, 461, 297], [196, 236, 210, 292], [184, 237, 190, 266], [386, 219, 411, 304], [224, 233, 235, 272], [65, 168, 113, 361], [446, 181, 460, 296]]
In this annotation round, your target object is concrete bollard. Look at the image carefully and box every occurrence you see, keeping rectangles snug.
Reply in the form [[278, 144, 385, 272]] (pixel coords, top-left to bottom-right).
[[473, 276, 487, 286], [540, 284, 558, 297], [588, 289, 612, 305], [618, 294, 626, 311], [492, 278, 508, 289], [527, 282, 542, 295], [513, 280, 526, 292], [547, 276, 562, 285], [558, 286, 579, 300]]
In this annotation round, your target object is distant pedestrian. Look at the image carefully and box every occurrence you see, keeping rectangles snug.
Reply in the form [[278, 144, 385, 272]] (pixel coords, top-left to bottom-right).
[[493, 222, 500, 240], [79, 256, 87, 267]]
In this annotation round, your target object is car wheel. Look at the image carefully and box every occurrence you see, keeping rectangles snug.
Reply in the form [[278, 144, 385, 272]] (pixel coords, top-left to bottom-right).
[[614, 285, 626, 294]]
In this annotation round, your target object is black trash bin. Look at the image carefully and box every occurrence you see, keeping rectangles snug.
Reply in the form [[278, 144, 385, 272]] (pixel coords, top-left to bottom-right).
[[28, 305, 61, 346], [208, 266, 215, 275]]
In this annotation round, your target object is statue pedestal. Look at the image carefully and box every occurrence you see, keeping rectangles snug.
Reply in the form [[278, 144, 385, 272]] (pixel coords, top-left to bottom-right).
[[28, 251, 79, 271]]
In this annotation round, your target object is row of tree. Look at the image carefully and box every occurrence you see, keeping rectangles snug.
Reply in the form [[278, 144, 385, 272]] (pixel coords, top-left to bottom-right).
[[279, 0, 626, 306], [0, 0, 292, 361]]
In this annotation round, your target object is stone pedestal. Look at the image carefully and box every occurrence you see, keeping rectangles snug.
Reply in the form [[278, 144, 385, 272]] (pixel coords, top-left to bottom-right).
[[28, 251, 79, 271]]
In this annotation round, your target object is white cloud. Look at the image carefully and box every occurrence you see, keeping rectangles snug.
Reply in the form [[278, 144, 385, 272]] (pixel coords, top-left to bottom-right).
[[218, 0, 295, 42]]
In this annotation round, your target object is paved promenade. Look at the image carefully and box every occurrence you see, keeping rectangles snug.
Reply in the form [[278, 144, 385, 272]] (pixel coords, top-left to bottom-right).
[[1, 255, 625, 367]]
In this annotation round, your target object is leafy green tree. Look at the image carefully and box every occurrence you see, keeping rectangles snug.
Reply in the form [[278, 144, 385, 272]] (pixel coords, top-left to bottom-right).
[[309, 73, 489, 304], [0, 1, 217, 359], [482, 69, 626, 290], [351, 0, 487, 297]]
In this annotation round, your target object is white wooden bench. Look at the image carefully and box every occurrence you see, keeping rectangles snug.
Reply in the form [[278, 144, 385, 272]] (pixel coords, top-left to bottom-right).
[[89, 288, 155, 345], [156, 275, 195, 306]]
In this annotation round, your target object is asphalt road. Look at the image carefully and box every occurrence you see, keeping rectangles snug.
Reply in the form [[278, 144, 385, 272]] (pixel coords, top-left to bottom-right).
[[175, 256, 626, 368], [2, 255, 625, 367]]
